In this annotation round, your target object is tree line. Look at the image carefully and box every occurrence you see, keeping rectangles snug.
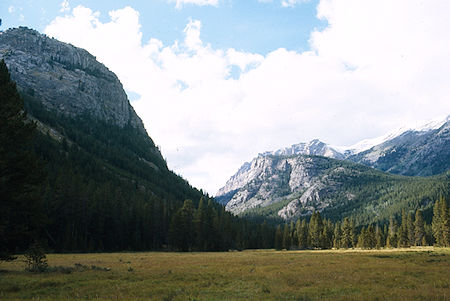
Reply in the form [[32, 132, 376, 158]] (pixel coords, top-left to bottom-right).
[[0, 58, 273, 258], [0, 58, 448, 261], [274, 196, 449, 250]]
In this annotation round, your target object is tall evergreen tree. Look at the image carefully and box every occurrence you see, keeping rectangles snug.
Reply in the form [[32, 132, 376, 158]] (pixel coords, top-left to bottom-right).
[[414, 209, 425, 246], [297, 219, 308, 249], [0, 59, 45, 260], [398, 209, 409, 248], [432, 196, 449, 247], [274, 225, 283, 250], [407, 212, 415, 247], [282, 223, 291, 250], [309, 212, 323, 249], [168, 199, 195, 251], [340, 217, 353, 248], [333, 222, 341, 249], [386, 217, 398, 248], [375, 225, 383, 249]]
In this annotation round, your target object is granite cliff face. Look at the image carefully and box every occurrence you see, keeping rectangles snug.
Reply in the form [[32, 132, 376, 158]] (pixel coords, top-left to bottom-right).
[[0, 27, 145, 133], [217, 116, 449, 220], [347, 117, 449, 176], [221, 154, 356, 218]]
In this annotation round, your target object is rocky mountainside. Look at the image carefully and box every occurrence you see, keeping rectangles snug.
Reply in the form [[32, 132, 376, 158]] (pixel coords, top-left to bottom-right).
[[217, 152, 447, 223], [0, 26, 204, 204], [216, 116, 449, 222], [0, 27, 145, 133], [346, 117, 449, 176], [261, 139, 344, 159]]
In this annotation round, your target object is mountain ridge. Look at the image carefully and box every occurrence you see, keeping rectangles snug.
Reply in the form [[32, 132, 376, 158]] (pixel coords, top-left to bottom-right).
[[0, 27, 146, 134], [216, 115, 449, 223]]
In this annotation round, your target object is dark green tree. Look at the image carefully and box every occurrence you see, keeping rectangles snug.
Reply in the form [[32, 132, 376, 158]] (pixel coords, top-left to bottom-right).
[[168, 199, 195, 251], [398, 209, 409, 248], [282, 223, 291, 250], [340, 217, 353, 248], [333, 222, 341, 249], [309, 211, 323, 249], [432, 196, 449, 247], [274, 225, 283, 250], [297, 219, 308, 249], [407, 212, 415, 247], [386, 217, 398, 248], [0, 59, 45, 261], [414, 209, 425, 246]]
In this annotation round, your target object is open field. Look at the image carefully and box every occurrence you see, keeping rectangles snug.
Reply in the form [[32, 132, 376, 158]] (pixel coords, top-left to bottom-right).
[[0, 248, 449, 300]]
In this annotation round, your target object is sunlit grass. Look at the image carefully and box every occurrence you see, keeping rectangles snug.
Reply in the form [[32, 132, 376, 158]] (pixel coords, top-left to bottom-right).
[[0, 247, 449, 300]]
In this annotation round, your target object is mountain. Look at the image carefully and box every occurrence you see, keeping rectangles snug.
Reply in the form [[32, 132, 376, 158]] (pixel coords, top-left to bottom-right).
[[217, 153, 448, 224], [261, 139, 344, 159], [346, 116, 449, 176], [0, 27, 144, 132], [0, 27, 275, 252], [0, 27, 205, 251], [216, 116, 449, 223]]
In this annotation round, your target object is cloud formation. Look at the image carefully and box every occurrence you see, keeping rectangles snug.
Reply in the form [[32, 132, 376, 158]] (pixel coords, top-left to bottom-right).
[[258, 0, 309, 7], [60, 0, 70, 13], [168, 0, 219, 9], [45, 1, 450, 194]]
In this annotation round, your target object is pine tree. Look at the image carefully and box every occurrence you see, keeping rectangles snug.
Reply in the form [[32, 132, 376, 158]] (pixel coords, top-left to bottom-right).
[[432, 196, 449, 247], [407, 212, 415, 247], [333, 222, 341, 249], [439, 197, 449, 247], [168, 199, 195, 251], [398, 210, 409, 248], [282, 223, 291, 250], [414, 209, 425, 246], [386, 217, 398, 248], [0, 59, 45, 261], [297, 219, 308, 249], [340, 217, 353, 248], [309, 212, 323, 249], [375, 225, 383, 249], [290, 221, 298, 248], [274, 225, 283, 250]]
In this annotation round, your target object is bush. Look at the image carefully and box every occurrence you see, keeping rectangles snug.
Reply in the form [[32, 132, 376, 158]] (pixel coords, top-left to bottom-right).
[[24, 242, 48, 272]]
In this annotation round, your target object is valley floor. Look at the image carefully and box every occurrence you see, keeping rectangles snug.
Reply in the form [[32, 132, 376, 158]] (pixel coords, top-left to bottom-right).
[[0, 248, 449, 300]]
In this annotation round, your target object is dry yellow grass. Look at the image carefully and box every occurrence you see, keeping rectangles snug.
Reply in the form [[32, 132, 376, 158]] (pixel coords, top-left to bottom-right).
[[0, 247, 449, 300]]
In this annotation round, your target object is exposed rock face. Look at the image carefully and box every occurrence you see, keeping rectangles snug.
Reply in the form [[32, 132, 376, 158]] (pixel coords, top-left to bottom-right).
[[0, 27, 145, 133], [221, 154, 353, 217], [262, 139, 344, 159], [217, 116, 449, 219], [347, 118, 449, 176]]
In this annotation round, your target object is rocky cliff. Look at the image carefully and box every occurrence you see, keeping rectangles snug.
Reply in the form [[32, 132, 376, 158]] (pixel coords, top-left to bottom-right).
[[347, 117, 449, 176], [0, 27, 145, 133], [221, 154, 355, 217], [216, 116, 449, 220]]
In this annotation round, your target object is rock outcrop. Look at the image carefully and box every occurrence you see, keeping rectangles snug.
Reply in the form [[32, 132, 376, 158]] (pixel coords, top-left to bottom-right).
[[0, 27, 145, 133]]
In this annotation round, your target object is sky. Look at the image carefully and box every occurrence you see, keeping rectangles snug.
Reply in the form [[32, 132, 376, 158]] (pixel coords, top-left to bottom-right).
[[1, 0, 450, 194]]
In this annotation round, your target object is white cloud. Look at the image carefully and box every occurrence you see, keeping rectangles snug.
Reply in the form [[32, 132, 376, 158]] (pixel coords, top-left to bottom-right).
[[168, 0, 219, 9], [44, 1, 450, 194], [258, 0, 310, 7], [281, 0, 309, 7], [8, 5, 15, 13], [60, 0, 70, 13]]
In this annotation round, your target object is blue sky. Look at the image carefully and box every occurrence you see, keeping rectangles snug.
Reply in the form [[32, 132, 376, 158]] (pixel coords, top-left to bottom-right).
[[1, 0, 324, 54], [1, 1, 450, 194]]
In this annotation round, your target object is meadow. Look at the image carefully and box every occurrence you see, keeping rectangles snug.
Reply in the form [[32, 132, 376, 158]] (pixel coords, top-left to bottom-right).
[[0, 248, 449, 300]]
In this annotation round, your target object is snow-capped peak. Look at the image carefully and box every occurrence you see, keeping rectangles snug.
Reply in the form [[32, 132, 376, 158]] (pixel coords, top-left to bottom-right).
[[334, 115, 449, 154]]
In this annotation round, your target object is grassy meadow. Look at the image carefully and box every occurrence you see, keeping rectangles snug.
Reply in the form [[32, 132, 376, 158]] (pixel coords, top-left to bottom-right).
[[0, 248, 449, 300]]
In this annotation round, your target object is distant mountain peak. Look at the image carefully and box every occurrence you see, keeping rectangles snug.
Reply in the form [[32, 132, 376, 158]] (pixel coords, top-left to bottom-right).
[[260, 139, 344, 159], [216, 114, 449, 219]]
